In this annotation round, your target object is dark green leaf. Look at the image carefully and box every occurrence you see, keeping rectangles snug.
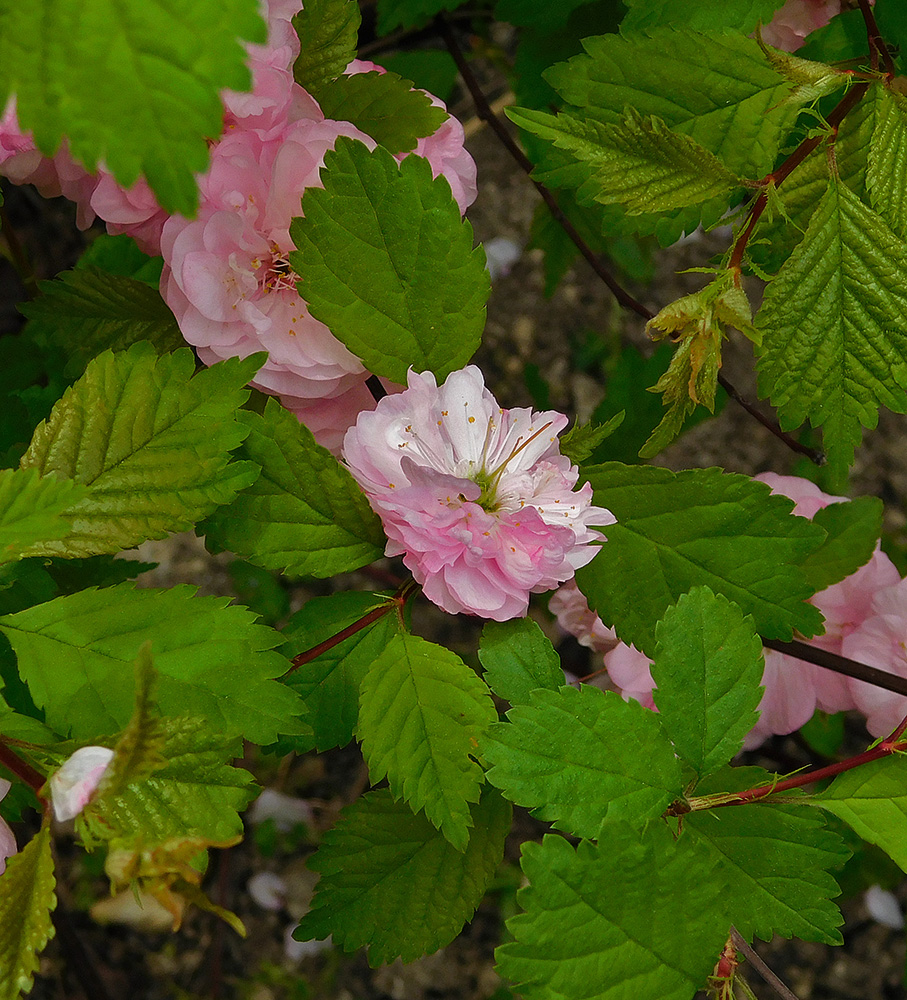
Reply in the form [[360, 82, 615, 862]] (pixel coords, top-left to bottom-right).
[[483, 685, 682, 838], [478, 617, 563, 706], [290, 137, 489, 384], [292, 0, 360, 95], [358, 633, 497, 850], [652, 587, 764, 780], [315, 72, 447, 154], [800, 497, 883, 591], [280, 592, 400, 752], [497, 824, 731, 1000], [21, 267, 183, 380], [576, 464, 825, 655], [297, 786, 511, 965], [200, 399, 384, 578]]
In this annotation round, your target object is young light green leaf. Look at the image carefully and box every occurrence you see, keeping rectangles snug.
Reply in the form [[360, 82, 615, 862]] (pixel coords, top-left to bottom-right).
[[686, 781, 847, 944], [653, 588, 764, 779], [558, 413, 624, 465], [296, 786, 511, 966], [79, 717, 256, 848], [90, 643, 166, 803], [358, 633, 497, 851], [200, 399, 384, 578], [280, 592, 400, 752], [0, 825, 55, 1000], [292, 0, 360, 95], [0, 0, 265, 214], [509, 107, 746, 215], [0, 468, 87, 565], [21, 267, 185, 379], [0, 582, 305, 743], [756, 180, 907, 471], [497, 824, 730, 1000], [546, 30, 800, 178], [478, 617, 563, 706], [816, 753, 907, 871], [800, 496, 883, 591], [19, 345, 261, 558], [621, 0, 784, 34], [315, 72, 447, 154], [575, 464, 825, 655], [483, 685, 682, 838], [867, 87, 907, 238], [290, 137, 489, 384]]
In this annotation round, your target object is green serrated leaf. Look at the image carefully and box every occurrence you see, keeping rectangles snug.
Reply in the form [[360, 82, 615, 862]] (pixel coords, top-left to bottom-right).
[[800, 496, 883, 591], [653, 588, 764, 780], [0, 0, 266, 214], [483, 685, 681, 838], [756, 179, 907, 471], [290, 137, 489, 384], [315, 72, 447, 154], [280, 591, 400, 752], [510, 106, 746, 215], [559, 413, 624, 465], [201, 399, 384, 578], [621, 0, 784, 35], [79, 717, 256, 848], [546, 29, 800, 178], [21, 266, 184, 380], [297, 785, 511, 966], [0, 468, 87, 565], [0, 825, 56, 1000], [497, 824, 730, 1000], [576, 464, 825, 655], [0, 582, 305, 743], [816, 753, 907, 871], [478, 617, 563, 706], [19, 345, 261, 557], [292, 0, 360, 95], [686, 790, 847, 944], [867, 86, 907, 238], [358, 633, 497, 851], [375, 0, 469, 33]]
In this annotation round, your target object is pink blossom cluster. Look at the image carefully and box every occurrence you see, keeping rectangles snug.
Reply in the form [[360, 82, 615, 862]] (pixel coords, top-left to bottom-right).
[[761, 0, 842, 51], [342, 367, 615, 621], [0, 0, 477, 449], [551, 473, 907, 748]]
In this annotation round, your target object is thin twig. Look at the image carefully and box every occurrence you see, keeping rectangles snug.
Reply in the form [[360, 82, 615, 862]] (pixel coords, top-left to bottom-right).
[[731, 928, 802, 1000], [436, 15, 824, 464], [764, 638, 907, 697], [857, 0, 897, 77]]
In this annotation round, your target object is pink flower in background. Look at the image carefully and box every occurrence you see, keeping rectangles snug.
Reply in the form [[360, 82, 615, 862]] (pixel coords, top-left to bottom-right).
[[342, 367, 614, 621], [49, 745, 115, 823], [551, 473, 904, 748], [0, 778, 16, 875], [160, 117, 373, 405], [761, 0, 842, 51]]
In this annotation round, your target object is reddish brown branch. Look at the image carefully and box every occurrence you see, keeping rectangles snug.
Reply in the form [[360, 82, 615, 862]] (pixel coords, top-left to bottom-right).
[[0, 740, 46, 793], [730, 928, 801, 1000], [287, 579, 418, 672], [858, 0, 897, 77]]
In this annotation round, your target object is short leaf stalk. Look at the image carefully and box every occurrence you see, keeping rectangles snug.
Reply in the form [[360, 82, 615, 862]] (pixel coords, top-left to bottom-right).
[[680, 711, 907, 813]]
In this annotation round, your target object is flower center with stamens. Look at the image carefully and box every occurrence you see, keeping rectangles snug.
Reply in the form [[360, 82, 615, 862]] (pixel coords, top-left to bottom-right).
[[261, 242, 297, 294], [471, 418, 554, 513]]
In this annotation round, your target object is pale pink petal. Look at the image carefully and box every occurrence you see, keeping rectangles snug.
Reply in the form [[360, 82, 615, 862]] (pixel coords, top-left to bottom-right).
[[49, 745, 115, 823]]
